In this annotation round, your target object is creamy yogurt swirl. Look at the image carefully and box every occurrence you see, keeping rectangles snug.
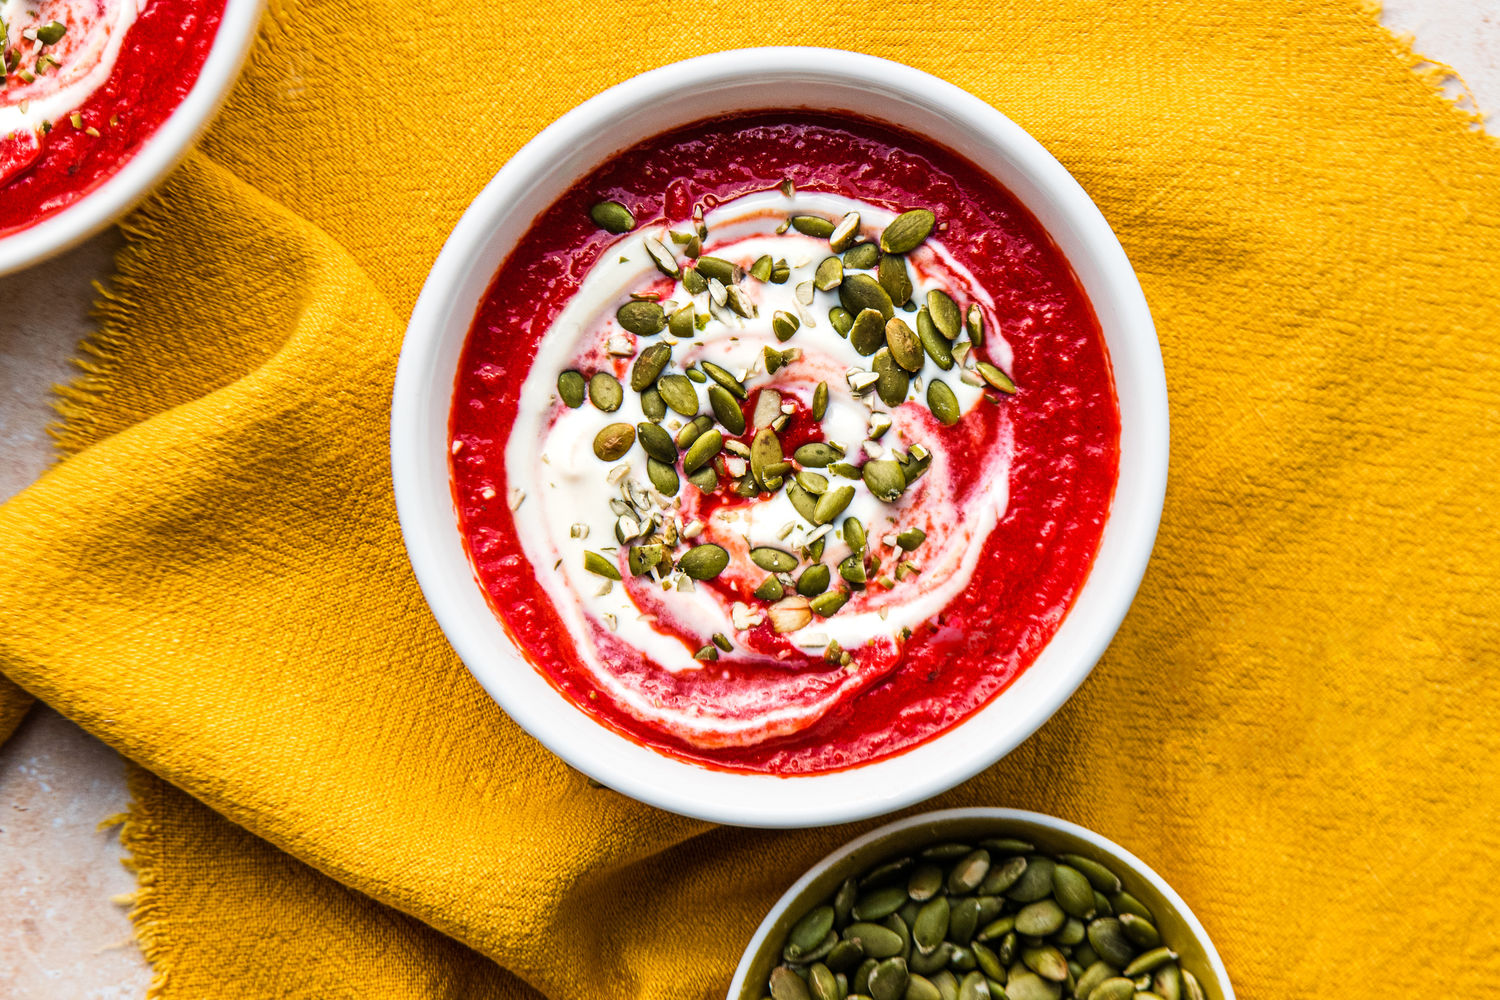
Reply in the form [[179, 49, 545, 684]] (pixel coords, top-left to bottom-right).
[[505, 190, 1015, 749]]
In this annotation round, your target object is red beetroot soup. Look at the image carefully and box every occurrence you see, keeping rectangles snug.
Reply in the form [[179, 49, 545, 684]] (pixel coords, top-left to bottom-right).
[[1, 0, 226, 237], [450, 113, 1119, 775]]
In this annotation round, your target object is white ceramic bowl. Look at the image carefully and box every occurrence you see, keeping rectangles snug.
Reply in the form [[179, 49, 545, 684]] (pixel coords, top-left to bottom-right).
[[0, 0, 266, 276], [728, 808, 1234, 1000], [393, 48, 1168, 827]]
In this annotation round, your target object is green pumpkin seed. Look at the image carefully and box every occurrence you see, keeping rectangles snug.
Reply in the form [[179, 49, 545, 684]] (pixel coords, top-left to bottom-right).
[[639, 387, 666, 421], [789, 442, 836, 468], [1005, 973, 1057, 1000], [787, 481, 818, 521], [693, 644, 718, 662], [890, 528, 922, 551], [954, 971, 987, 1000], [925, 290, 960, 340], [589, 372, 623, 411], [814, 256, 844, 292], [1111, 892, 1152, 922], [675, 414, 713, 449], [770, 966, 812, 1000], [835, 517, 864, 555], [636, 422, 677, 463], [880, 209, 935, 254], [1088, 979, 1136, 1000], [832, 877, 859, 924], [797, 564, 831, 597], [868, 957, 909, 1000], [792, 215, 836, 238], [583, 550, 620, 580], [877, 254, 913, 306], [695, 255, 742, 285], [810, 589, 849, 616], [1014, 900, 1066, 937], [904, 973, 942, 1000], [1152, 963, 1183, 1000], [750, 254, 774, 281], [807, 963, 839, 1000], [1122, 948, 1177, 979], [790, 905, 837, 954], [629, 343, 669, 391], [886, 317, 924, 372], [1049, 864, 1096, 920], [1056, 917, 1087, 947], [657, 374, 699, 416], [976, 362, 1016, 394], [592, 423, 635, 461], [975, 856, 1026, 896], [848, 307, 886, 356], [841, 273, 895, 321], [945, 850, 991, 894], [975, 915, 1014, 943], [773, 310, 802, 342], [682, 428, 723, 474], [1021, 945, 1068, 982], [646, 458, 679, 496], [873, 349, 910, 407], [750, 547, 798, 573], [947, 897, 980, 945], [589, 200, 634, 233], [911, 942, 954, 978], [628, 544, 664, 576], [1086, 918, 1135, 968], [1181, 970, 1208, 1000], [1074, 961, 1118, 1000], [682, 267, 707, 295], [829, 212, 862, 252], [843, 243, 879, 270], [804, 382, 826, 423], [770, 261, 792, 283], [617, 300, 666, 336], [764, 347, 789, 375], [687, 464, 718, 491], [708, 385, 746, 435], [979, 838, 1035, 854], [854, 885, 909, 922], [965, 303, 984, 346], [853, 959, 878, 995], [701, 361, 747, 399], [755, 576, 785, 601], [1058, 855, 1123, 895], [668, 304, 695, 339], [844, 923, 904, 959], [813, 485, 855, 525], [862, 460, 906, 502], [1007, 858, 1056, 903], [750, 428, 784, 489], [946, 945, 976, 972], [835, 554, 863, 585], [830, 306, 855, 336], [557, 370, 586, 407], [678, 543, 729, 580], [995, 931, 1017, 967], [917, 308, 954, 369], [913, 897, 950, 953], [861, 857, 914, 888], [796, 470, 829, 494], [971, 941, 1004, 982]]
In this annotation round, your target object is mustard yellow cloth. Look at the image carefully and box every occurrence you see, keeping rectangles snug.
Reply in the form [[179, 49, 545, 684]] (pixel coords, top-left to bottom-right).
[[2, 1, 1499, 996]]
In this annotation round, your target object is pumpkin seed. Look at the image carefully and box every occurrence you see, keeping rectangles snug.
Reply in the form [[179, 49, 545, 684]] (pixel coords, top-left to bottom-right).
[[668, 304, 695, 339], [862, 459, 906, 502], [557, 370, 586, 407], [771, 260, 792, 283], [792, 215, 836, 238], [682, 267, 707, 295], [840, 273, 895, 321], [911, 942, 954, 978], [589, 200, 634, 233], [678, 544, 729, 580], [853, 959, 878, 995], [1057, 855, 1123, 895], [696, 255, 742, 285], [829, 212, 862, 252], [1086, 918, 1135, 968], [828, 461, 861, 479], [702, 361, 747, 399], [873, 349, 910, 407], [946, 944, 976, 972], [1089, 979, 1137, 1000], [787, 481, 818, 521], [688, 464, 718, 492], [750, 254, 774, 281], [676, 414, 713, 449], [1123, 948, 1176, 978], [797, 564, 831, 597], [979, 838, 1035, 854], [708, 385, 746, 435], [1045, 864, 1094, 921], [755, 576, 786, 601], [868, 957, 909, 1000], [1015, 900, 1066, 937], [976, 362, 1017, 394], [646, 458, 679, 496], [617, 299, 666, 336], [813, 485, 855, 525], [810, 588, 850, 616], [1153, 962, 1183, 1000], [843, 243, 879, 270], [750, 547, 798, 573], [789, 905, 837, 954], [812, 381, 829, 420], [1075, 961, 1118, 1000], [946, 850, 991, 894], [886, 317, 924, 372], [583, 550, 620, 580], [947, 897, 981, 945], [913, 897, 950, 953], [849, 308, 887, 356], [965, 303, 984, 346], [975, 915, 1014, 942], [926, 290, 960, 340], [955, 971, 988, 1000], [657, 374, 699, 416], [636, 422, 677, 463], [592, 423, 635, 461], [877, 254, 913, 306], [770, 966, 812, 1000], [880, 209, 935, 253], [844, 923, 904, 959], [905, 973, 942, 1000], [682, 429, 722, 473], [1111, 892, 1152, 921], [830, 306, 855, 337], [1007, 857, 1056, 903], [644, 237, 679, 277], [751, 428, 784, 489], [630, 343, 671, 390], [797, 470, 830, 494], [971, 941, 1004, 982], [808, 963, 839, 1000], [919, 378, 960, 428], [1181, 970, 1208, 1000], [1021, 945, 1068, 982], [894, 528, 925, 551], [854, 885, 909, 922], [794, 442, 842, 467], [589, 372, 623, 411], [773, 310, 802, 342], [917, 308, 954, 369], [628, 544, 664, 576]]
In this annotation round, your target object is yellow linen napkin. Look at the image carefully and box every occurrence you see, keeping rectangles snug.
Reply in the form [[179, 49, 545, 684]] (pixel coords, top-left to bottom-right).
[[3, 2, 1500, 997]]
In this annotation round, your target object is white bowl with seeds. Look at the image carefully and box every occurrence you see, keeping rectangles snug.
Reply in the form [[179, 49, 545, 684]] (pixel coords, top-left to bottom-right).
[[393, 48, 1167, 825], [729, 808, 1234, 1000]]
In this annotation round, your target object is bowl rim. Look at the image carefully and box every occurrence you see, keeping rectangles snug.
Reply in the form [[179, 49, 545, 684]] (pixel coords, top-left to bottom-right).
[[392, 46, 1169, 827], [725, 807, 1236, 1000], [0, 0, 267, 276]]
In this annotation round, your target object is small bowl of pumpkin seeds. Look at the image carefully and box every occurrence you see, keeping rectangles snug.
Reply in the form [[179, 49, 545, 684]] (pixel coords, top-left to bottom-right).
[[729, 808, 1232, 1000]]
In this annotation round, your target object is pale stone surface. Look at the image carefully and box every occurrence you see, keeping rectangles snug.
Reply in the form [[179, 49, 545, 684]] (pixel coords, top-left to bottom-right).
[[0, 4, 1492, 996]]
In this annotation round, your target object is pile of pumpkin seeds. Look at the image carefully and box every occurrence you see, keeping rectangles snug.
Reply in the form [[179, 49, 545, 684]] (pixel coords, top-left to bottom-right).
[[762, 839, 1209, 1000], [567, 190, 1019, 645]]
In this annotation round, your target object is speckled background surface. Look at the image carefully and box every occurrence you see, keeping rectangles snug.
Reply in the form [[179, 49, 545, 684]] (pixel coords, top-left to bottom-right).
[[0, 4, 1493, 994]]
